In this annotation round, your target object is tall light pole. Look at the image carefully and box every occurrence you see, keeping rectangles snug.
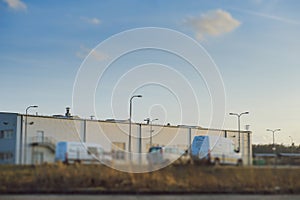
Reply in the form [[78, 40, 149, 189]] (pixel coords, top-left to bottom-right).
[[144, 118, 158, 147], [129, 95, 142, 156], [24, 105, 38, 164], [229, 111, 249, 152], [267, 128, 280, 167], [150, 118, 158, 147], [266, 129, 281, 151]]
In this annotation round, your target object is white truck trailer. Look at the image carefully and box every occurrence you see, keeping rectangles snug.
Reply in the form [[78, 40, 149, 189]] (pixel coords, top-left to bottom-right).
[[55, 141, 111, 164], [191, 135, 243, 166]]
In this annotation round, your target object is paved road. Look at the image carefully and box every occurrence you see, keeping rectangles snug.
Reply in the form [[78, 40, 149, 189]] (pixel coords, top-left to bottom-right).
[[1, 195, 300, 200]]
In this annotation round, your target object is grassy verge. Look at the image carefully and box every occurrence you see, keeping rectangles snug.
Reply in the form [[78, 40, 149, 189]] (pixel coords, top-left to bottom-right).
[[0, 164, 299, 194]]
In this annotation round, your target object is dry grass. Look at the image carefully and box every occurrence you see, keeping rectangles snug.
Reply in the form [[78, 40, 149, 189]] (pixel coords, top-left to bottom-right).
[[0, 163, 299, 194]]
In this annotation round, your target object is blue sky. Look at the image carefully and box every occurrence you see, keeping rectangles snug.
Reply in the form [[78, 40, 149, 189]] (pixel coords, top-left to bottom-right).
[[1, 0, 300, 145]]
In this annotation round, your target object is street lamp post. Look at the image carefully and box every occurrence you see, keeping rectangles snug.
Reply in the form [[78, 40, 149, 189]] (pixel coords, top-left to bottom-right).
[[266, 128, 280, 167], [24, 105, 38, 164], [150, 118, 158, 147], [229, 111, 249, 152], [129, 95, 142, 156], [266, 129, 281, 151], [144, 118, 158, 147]]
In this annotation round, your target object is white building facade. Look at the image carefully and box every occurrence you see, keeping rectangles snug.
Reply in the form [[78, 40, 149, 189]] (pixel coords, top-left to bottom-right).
[[0, 112, 252, 165]]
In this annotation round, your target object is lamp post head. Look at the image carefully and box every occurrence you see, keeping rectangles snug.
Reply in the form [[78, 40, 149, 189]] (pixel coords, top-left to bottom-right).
[[27, 105, 38, 109], [229, 112, 249, 116], [130, 95, 143, 101], [150, 118, 159, 123], [26, 105, 38, 113], [266, 128, 281, 133]]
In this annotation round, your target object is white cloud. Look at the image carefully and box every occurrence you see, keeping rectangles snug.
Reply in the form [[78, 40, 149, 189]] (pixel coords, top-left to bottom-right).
[[76, 45, 109, 61], [80, 16, 101, 25], [185, 9, 241, 40], [3, 0, 27, 11]]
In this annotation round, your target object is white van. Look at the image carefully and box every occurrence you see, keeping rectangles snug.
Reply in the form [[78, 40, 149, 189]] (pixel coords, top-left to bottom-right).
[[55, 141, 111, 164], [191, 135, 243, 166], [147, 146, 188, 165]]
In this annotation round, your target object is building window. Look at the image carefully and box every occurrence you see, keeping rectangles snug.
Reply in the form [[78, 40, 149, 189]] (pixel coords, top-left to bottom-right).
[[112, 142, 125, 150], [0, 130, 14, 139], [0, 152, 13, 161], [112, 142, 125, 160], [36, 130, 44, 142]]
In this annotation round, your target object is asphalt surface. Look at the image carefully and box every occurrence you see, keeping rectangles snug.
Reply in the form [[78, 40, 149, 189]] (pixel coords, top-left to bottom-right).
[[1, 195, 300, 200]]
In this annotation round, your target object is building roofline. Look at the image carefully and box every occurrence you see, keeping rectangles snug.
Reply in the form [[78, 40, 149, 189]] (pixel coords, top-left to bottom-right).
[[0, 111, 251, 133], [0, 112, 19, 115]]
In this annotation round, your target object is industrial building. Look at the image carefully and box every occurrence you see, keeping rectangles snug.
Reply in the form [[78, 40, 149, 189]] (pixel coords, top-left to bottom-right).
[[0, 110, 252, 166]]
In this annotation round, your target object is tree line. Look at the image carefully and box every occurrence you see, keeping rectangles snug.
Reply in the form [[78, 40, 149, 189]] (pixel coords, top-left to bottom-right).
[[252, 144, 300, 154]]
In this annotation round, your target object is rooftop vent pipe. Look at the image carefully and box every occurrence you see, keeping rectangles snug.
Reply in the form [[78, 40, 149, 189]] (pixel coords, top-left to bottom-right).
[[65, 107, 71, 117]]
